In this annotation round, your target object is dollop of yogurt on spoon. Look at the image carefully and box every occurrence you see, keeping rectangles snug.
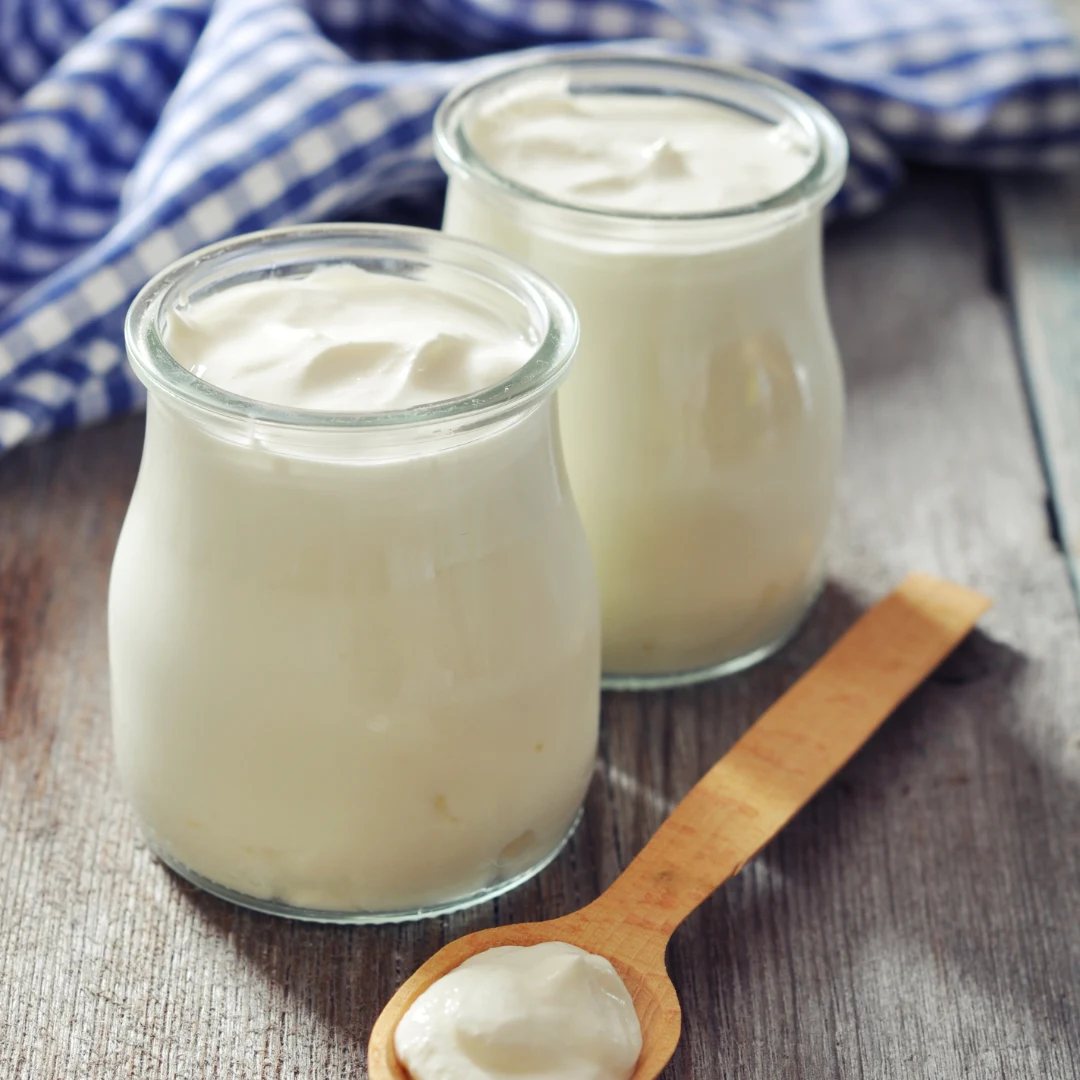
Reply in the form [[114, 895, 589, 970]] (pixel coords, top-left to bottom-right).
[[394, 942, 642, 1080]]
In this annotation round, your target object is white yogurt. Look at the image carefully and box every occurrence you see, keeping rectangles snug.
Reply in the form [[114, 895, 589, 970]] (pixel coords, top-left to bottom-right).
[[110, 229, 599, 917], [466, 75, 815, 215], [163, 264, 532, 410], [438, 58, 848, 684], [394, 943, 642, 1080]]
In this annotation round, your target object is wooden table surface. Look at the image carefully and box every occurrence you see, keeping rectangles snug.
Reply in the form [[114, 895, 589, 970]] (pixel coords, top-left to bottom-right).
[[2, 173, 1079, 1079]]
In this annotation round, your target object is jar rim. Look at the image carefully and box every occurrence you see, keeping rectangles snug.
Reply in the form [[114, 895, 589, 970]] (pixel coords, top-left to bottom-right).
[[124, 223, 580, 432], [434, 51, 849, 225]]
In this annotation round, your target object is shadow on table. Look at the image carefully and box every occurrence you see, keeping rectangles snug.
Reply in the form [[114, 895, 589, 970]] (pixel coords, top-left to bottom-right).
[[177, 578, 1067, 1080]]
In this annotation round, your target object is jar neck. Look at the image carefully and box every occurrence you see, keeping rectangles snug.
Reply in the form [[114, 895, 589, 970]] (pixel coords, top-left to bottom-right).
[[125, 223, 580, 440], [446, 173, 826, 255], [144, 382, 560, 465]]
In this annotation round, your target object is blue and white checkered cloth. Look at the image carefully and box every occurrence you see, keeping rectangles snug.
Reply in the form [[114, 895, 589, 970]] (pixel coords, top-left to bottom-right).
[[1, 0, 1078, 455]]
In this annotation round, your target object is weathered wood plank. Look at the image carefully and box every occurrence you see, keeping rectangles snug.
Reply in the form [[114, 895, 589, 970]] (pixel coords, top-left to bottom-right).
[[2, 173, 1079, 1080], [992, 174, 1080, 614]]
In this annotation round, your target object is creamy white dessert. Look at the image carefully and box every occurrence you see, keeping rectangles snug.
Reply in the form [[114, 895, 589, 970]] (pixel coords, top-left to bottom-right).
[[466, 76, 814, 215], [110, 241, 599, 916], [394, 943, 642, 1080], [163, 265, 532, 410], [439, 61, 847, 683]]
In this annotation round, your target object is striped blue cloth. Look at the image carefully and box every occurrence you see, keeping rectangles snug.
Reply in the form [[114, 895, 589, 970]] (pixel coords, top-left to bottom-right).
[[1, 0, 1078, 455]]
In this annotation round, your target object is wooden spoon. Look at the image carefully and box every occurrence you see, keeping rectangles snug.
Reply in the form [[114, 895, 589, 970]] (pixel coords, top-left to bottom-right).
[[368, 573, 990, 1080]]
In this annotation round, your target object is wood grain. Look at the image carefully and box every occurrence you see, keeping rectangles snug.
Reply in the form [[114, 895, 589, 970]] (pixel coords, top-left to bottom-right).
[[3, 173, 1080, 1080]]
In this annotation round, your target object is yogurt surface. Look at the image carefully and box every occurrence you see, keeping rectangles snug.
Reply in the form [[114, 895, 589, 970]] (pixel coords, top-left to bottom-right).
[[394, 942, 642, 1080], [466, 77, 815, 215], [164, 264, 533, 410]]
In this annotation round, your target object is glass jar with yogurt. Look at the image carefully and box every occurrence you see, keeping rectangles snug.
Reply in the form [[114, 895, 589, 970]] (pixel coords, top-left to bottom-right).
[[435, 54, 849, 688], [109, 224, 599, 922]]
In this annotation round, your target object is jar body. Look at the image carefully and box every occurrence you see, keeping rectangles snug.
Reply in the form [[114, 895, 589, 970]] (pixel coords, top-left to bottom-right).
[[109, 389, 599, 920], [443, 184, 844, 685]]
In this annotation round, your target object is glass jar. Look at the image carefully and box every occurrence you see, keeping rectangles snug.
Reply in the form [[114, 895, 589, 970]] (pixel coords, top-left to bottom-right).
[[109, 224, 599, 923], [436, 54, 848, 689]]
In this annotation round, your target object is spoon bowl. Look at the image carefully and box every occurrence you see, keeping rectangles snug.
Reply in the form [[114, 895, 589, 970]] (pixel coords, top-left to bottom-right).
[[368, 574, 990, 1080], [367, 901, 684, 1080]]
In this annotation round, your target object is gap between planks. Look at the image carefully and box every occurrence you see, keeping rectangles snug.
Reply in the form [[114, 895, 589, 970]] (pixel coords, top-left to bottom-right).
[[991, 173, 1080, 615]]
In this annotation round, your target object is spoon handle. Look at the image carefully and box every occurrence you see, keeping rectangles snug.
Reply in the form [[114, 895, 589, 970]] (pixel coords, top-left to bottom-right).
[[587, 573, 991, 946]]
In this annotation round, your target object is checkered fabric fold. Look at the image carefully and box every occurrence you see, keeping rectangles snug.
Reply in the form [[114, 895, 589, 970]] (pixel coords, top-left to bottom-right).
[[1, 0, 1078, 454]]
